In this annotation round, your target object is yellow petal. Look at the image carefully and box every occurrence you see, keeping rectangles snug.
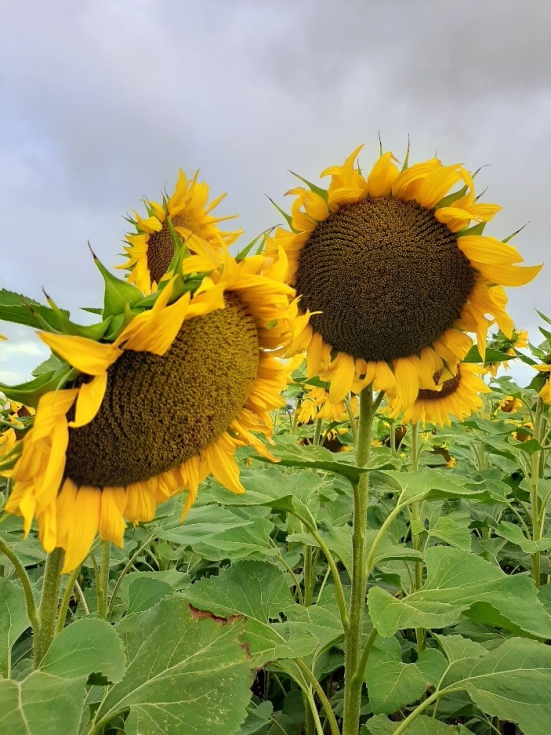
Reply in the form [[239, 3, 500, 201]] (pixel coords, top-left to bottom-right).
[[118, 291, 191, 355], [327, 353, 355, 403], [394, 357, 420, 408], [366, 152, 400, 197], [203, 436, 245, 495], [68, 373, 108, 428], [39, 332, 121, 375], [473, 262, 543, 287], [98, 487, 126, 546], [457, 236, 523, 265], [61, 486, 101, 573]]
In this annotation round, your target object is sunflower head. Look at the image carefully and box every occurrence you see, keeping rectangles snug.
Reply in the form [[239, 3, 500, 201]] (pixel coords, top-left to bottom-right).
[[388, 363, 490, 426], [269, 144, 541, 410], [4, 248, 303, 572], [119, 169, 242, 294]]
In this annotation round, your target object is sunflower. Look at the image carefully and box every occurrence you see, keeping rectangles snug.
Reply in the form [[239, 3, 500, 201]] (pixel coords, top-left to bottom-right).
[[296, 384, 357, 423], [486, 328, 529, 377], [119, 169, 242, 294], [268, 145, 541, 408], [5, 252, 300, 572], [533, 364, 551, 404], [388, 363, 490, 426]]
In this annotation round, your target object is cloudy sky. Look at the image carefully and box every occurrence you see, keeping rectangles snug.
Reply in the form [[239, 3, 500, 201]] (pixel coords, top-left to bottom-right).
[[1, 0, 550, 385]]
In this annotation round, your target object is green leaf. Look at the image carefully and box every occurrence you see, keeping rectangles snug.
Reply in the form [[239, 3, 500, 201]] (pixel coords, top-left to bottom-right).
[[374, 468, 508, 505], [39, 617, 126, 684], [156, 504, 275, 561], [181, 560, 317, 666], [127, 577, 174, 614], [443, 637, 551, 735], [464, 345, 513, 364], [285, 590, 345, 654], [428, 516, 472, 552], [495, 521, 551, 553], [0, 365, 76, 408], [254, 440, 369, 485], [91, 250, 144, 318], [0, 289, 69, 331], [0, 673, 85, 735], [95, 598, 252, 735], [0, 579, 29, 678], [365, 636, 447, 714], [205, 467, 332, 517], [368, 546, 551, 638]]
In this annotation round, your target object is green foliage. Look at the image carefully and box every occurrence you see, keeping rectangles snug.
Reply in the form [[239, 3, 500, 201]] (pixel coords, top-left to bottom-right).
[[3, 313, 551, 734]]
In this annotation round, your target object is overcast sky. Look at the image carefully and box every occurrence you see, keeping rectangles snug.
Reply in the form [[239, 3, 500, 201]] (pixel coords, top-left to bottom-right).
[[1, 0, 550, 385]]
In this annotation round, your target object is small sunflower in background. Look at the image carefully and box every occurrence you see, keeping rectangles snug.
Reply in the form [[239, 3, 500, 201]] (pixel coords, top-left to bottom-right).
[[296, 384, 357, 423], [486, 327, 529, 377], [4, 248, 301, 573], [268, 144, 541, 408], [119, 169, 241, 294], [388, 363, 490, 426], [498, 395, 523, 413], [0, 400, 34, 473], [533, 363, 551, 405]]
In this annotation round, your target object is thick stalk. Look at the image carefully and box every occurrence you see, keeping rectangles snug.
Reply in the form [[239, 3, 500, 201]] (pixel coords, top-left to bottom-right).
[[342, 386, 375, 735], [56, 565, 81, 633], [0, 536, 41, 635], [313, 418, 323, 446], [530, 397, 544, 586], [97, 541, 111, 618], [409, 423, 425, 653], [34, 547, 64, 667], [303, 542, 314, 607]]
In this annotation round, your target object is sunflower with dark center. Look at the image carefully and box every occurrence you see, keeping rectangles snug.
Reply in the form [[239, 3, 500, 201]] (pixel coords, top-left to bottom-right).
[[119, 168, 242, 294], [388, 363, 490, 426], [5, 252, 301, 572], [268, 145, 542, 409]]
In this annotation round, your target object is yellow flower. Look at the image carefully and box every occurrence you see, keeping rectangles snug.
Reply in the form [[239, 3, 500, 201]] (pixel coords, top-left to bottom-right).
[[5, 252, 300, 573], [269, 145, 541, 408], [119, 169, 241, 294], [534, 364, 551, 404], [498, 395, 523, 413], [486, 328, 529, 376], [296, 384, 357, 423], [388, 363, 490, 426]]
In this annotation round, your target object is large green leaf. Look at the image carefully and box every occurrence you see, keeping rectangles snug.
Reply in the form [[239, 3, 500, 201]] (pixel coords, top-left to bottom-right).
[[495, 521, 551, 553], [368, 546, 551, 638], [0, 673, 85, 735], [205, 467, 334, 518], [0, 579, 29, 678], [254, 439, 369, 485], [284, 587, 345, 654], [155, 504, 275, 561], [443, 637, 551, 735], [95, 597, 252, 735], [39, 617, 126, 684], [364, 636, 447, 715], [181, 560, 317, 666], [373, 469, 508, 505]]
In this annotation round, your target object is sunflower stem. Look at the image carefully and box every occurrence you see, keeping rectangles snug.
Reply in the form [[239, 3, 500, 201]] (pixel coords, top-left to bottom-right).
[[409, 422, 426, 653], [0, 536, 41, 642], [342, 386, 376, 735], [530, 397, 544, 586], [313, 417, 323, 446], [56, 565, 82, 633], [34, 547, 64, 667], [97, 541, 111, 618]]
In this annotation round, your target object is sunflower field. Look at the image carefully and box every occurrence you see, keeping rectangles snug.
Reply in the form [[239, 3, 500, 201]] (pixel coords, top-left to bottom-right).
[[1, 146, 551, 735]]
